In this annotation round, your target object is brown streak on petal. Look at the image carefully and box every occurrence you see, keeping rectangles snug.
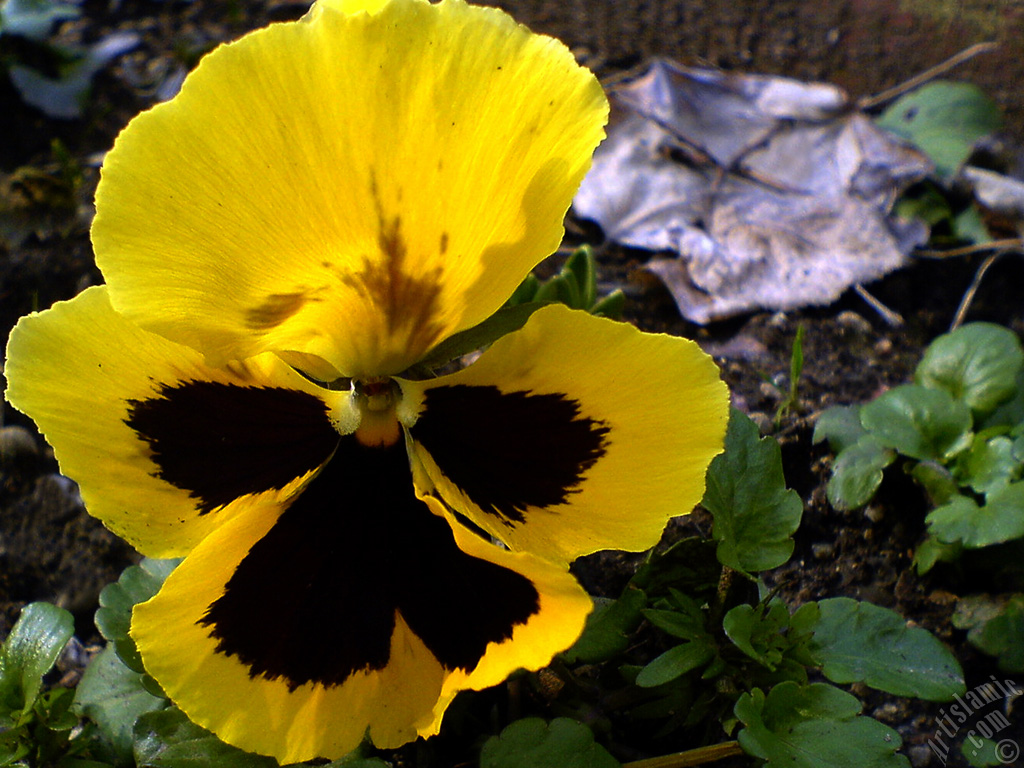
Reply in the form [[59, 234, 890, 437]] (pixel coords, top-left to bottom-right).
[[245, 292, 308, 331], [340, 181, 447, 361]]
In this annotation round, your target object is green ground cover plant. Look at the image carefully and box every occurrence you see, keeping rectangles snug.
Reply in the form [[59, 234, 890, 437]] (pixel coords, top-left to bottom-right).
[[817, 322, 1024, 680]]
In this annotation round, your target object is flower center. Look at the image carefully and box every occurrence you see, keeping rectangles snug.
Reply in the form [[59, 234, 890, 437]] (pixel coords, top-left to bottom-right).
[[352, 377, 401, 447]]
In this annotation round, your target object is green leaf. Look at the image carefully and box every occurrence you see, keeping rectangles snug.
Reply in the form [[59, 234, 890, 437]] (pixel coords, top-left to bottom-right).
[[73, 646, 167, 766], [629, 537, 720, 599], [564, 246, 597, 309], [813, 405, 867, 453], [980, 369, 1024, 430], [96, 559, 178, 677], [635, 641, 715, 688], [0, 602, 73, 714], [960, 594, 1024, 672], [133, 708, 278, 768], [704, 409, 803, 572], [956, 434, 1021, 495], [962, 735, 1017, 768], [915, 323, 1024, 413], [735, 682, 909, 768], [826, 436, 896, 510], [876, 81, 1002, 179], [860, 384, 972, 461], [952, 203, 993, 245], [407, 301, 550, 376], [480, 718, 620, 768], [807, 597, 964, 700], [642, 590, 707, 642], [561, 587, 647, 664], [912, 535, 961, 575], [723, 601, 792, 671], [590, 289, 625, 321], [927, 483, 1024, 548], [910, 461, 960, 506]]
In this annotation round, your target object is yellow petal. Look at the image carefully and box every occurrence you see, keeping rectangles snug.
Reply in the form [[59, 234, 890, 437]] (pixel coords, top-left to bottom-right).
[[3, 286, 341, 557], [132, 435, 590, 762], [402, 305, 730, 563], [93, 0, 608, 378]]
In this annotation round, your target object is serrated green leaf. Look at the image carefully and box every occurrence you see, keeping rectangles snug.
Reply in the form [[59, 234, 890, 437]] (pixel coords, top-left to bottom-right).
[[807, 597, 964, 700], [913, 535, 962, 575], [876, 81, 1002, 179], [480, 718, 620, 768], [827, 435, 896, 510], [0, 602, 73, 714], [704, 409, 803, 572], [927, 483, 1024, 548], [735, 683, 909, 768], [860, 384, 972, 461], [561, 587, 647, 664], [96, 559, 178, 676], [956, 434, 1021, 495], [916, 323, 1023, 413], [813, 405, 867, 452], [133, 707, 277, 768], [73, 646, 166, 766], [635, 641, 715, 688]]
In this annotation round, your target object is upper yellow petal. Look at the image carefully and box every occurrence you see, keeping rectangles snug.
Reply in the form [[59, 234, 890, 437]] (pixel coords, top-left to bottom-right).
[[93, 0, 607, 377]]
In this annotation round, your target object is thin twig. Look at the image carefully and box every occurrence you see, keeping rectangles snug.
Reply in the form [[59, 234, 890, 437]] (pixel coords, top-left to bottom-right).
[[854, 284, 904, 327], [949, 247, 1024, 330], [621, 741, 745, 768], [915, 238, 1024, 259], [858, 41, 999, 111]]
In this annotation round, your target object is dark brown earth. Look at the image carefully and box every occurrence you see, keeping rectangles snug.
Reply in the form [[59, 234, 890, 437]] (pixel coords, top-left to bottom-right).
[[2, 1, 1024, 766]]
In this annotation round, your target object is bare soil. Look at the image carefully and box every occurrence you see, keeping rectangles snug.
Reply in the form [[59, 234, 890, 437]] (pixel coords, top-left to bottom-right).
[[2, 1, 1024, 766]]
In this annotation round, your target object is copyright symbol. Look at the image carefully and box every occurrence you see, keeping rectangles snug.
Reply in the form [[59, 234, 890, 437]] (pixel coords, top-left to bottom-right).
[[995, 739, 1019, 765]]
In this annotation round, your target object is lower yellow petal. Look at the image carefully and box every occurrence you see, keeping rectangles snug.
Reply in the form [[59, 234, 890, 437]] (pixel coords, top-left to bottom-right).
[[132, 433, 591, 762], [403, 304, 729, 564], [132, 500, 445, 762]]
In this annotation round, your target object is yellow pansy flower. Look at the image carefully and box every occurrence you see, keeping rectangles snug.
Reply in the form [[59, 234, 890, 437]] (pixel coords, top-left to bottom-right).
[[4, 0, 728, 762]]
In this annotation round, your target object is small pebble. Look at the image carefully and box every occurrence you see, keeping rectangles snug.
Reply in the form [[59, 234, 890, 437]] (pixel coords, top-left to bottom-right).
[[874, 337, 894, 355], [864, 505, 885, 523], [907, 745, 934, 767], [836, 310, 872, 335], [811, 542, 834, 560]]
